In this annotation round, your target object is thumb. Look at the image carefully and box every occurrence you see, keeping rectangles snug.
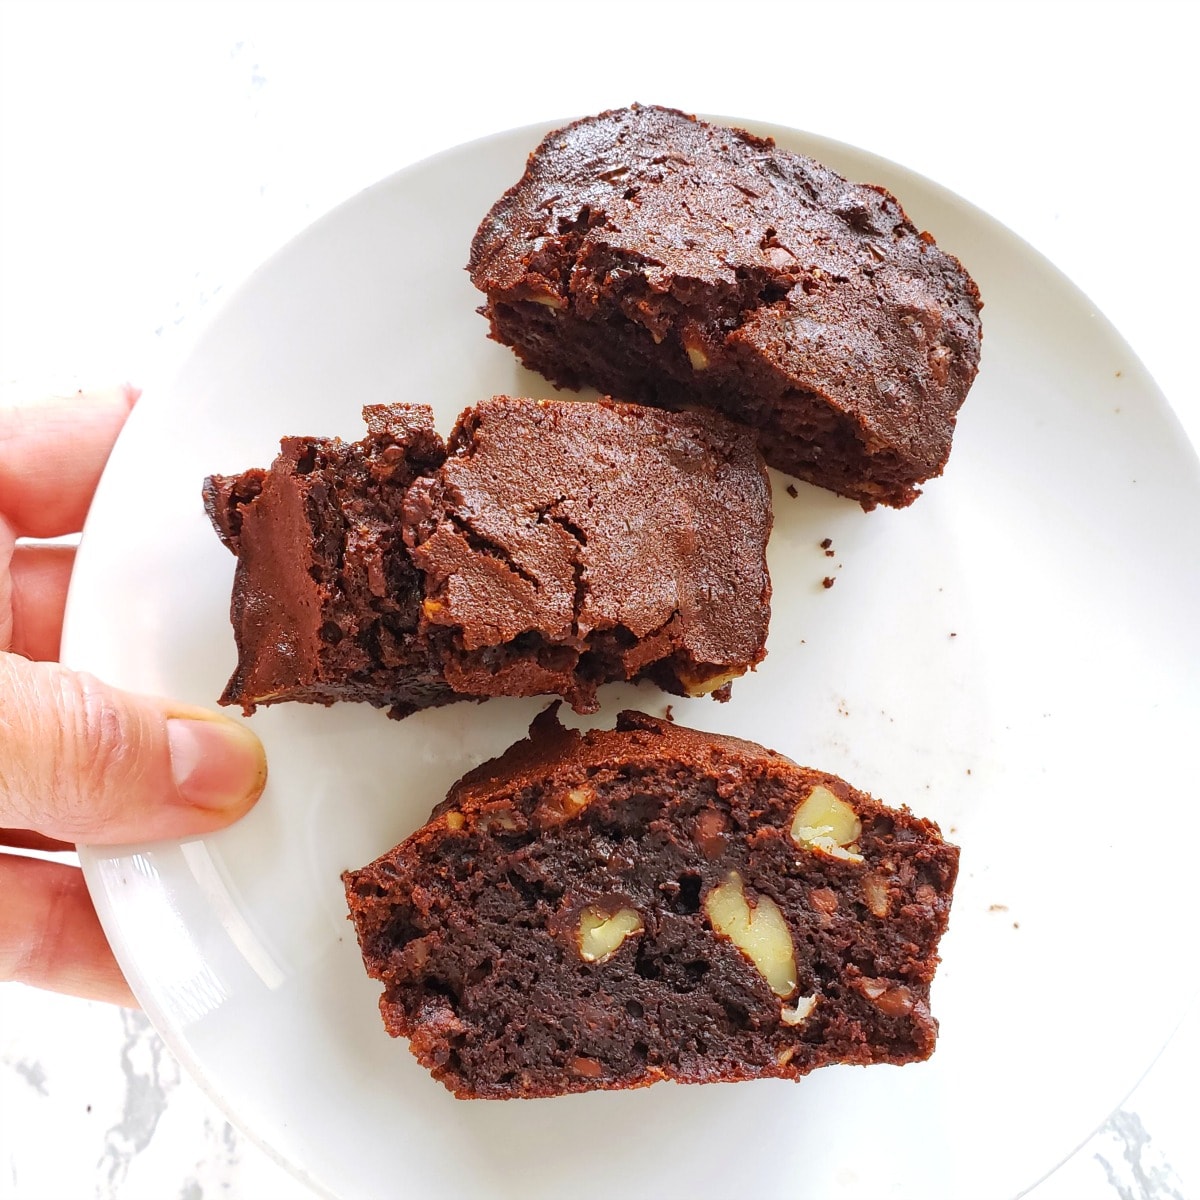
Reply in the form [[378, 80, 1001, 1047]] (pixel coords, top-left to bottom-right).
[[1, 655, 267, 844]]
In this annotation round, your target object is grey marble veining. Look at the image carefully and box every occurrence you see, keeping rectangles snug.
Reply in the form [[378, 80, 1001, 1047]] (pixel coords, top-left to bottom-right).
[[10, 1059, 48, 1097], [1092, 1111, 1187, 1200], [98, 1011, 179, 1196]]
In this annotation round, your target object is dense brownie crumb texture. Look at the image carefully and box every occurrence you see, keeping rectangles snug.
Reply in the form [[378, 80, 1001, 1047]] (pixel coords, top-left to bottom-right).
[[470, 104, 983, 509], [344, 708, 959, 1099], [203, 397, 771, 719]]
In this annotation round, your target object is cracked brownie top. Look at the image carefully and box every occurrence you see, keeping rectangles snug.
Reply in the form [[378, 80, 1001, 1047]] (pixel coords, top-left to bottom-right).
[[405, 397, 771, 709]]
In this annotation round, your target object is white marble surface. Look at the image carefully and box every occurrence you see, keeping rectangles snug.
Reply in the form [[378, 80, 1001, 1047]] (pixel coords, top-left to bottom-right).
[[1, 2, 1197, 1197]]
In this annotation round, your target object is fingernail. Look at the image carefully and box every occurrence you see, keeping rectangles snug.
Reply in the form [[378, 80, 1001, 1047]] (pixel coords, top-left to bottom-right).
[[167, 717, 267, 810]]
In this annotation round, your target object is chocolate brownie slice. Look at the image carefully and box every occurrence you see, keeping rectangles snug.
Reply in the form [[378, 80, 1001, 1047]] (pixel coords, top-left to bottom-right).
[[343, 708, 959, 1098], [469, 104, 983, 509], [204, 397, 771, 718]]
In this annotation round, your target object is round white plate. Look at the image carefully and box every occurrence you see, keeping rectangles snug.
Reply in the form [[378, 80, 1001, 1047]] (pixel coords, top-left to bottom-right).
[[65, 119, 1200, 1200]]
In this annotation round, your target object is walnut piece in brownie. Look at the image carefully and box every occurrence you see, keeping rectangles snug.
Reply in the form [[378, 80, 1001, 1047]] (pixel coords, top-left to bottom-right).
[[469, 104, 983, 509], [343, 708, 959, 1098], [204, 397, 772, 719]]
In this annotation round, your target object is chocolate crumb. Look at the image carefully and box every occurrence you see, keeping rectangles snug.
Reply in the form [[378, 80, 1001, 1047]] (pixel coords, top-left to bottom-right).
[[820, 537, 833, 550], [822, 576, 836, 589], [786, 484, 798, 498]]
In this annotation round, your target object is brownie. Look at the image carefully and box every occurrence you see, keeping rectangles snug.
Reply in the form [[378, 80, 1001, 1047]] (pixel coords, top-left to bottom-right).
[[469, 104, 983, 509], [343, 707, 959, 1098], [203, 404, 455, 717], [204, 397, 772, 718]]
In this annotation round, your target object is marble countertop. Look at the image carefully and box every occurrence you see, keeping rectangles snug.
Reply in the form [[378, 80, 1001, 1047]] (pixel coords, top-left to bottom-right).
[[1, 2, 1196, 1197]]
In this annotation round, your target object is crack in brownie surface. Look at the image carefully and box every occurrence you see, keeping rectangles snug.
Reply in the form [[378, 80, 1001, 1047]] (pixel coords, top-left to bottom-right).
[[343, 708, 959, 1098]]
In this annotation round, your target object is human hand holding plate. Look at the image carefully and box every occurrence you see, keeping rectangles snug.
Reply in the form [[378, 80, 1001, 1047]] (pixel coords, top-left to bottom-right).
[[0, 386, 267, 1005]]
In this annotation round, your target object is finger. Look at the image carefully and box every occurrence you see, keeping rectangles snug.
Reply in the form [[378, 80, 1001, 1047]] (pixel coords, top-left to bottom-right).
[[8, 543, 73, 661], [0, 829, 74, 852], [0, 385, 139, 537], [0, 515, 12, 650], [0, 656, 268, 844], [0, 853, 136, 1006]]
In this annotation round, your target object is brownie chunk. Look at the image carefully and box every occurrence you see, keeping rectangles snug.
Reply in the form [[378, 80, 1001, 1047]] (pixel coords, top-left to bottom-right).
[[469, 104, 983, 509], [343, 708, 959, 1098], [204, 397, 771, 718], [203, 404, 455, 718]]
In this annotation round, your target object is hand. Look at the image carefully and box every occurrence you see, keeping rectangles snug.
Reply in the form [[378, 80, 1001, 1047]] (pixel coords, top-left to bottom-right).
[[1, 387, 267, 1006]]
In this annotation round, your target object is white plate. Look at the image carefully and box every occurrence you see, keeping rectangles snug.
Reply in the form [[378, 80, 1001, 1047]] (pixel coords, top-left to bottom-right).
[[65, 119, 1200, 1200]]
